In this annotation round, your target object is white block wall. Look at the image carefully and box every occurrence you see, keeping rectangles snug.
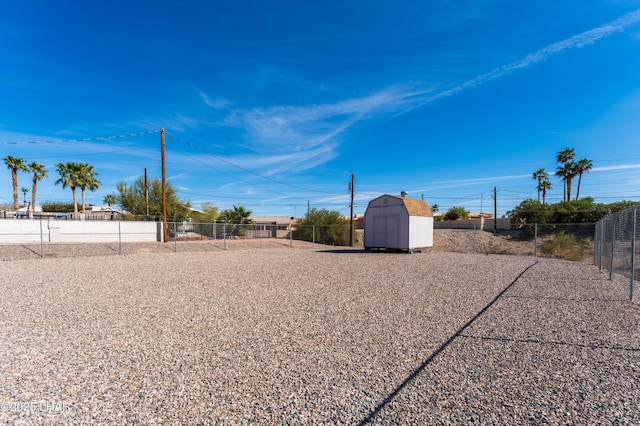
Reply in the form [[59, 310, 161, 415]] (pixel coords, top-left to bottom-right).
[[0, 220, 162, 243]]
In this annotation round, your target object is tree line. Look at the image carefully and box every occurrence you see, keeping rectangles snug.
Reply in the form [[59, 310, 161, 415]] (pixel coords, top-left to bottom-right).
[[3, 157, 256, 224], [3, 156, 100, 215], [532, 148, 593, 203]]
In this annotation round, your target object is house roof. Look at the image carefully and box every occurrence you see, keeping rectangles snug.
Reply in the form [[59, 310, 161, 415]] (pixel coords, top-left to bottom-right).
[[251, 216, 298, 224]]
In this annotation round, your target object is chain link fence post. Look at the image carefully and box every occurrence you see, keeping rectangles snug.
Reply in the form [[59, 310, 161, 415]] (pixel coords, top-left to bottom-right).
[[631, 206, 637, 302], [610, 218, 615, 281]]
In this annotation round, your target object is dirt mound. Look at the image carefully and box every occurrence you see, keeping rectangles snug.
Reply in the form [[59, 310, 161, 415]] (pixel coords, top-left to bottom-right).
[[433, 229, 535, 255]]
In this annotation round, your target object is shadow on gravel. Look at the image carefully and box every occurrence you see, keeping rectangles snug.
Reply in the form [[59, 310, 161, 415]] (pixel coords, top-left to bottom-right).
[[21, 245, 42, 257], [316, 249, 425, 254], [503, 294, 627, 302], [458, 335, 640, 352], [316, 249, 370, 254], [357, 262, 538, 425]]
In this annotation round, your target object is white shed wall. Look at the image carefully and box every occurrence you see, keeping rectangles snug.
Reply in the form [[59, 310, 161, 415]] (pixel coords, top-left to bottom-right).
[[408, 216, 434, 248]]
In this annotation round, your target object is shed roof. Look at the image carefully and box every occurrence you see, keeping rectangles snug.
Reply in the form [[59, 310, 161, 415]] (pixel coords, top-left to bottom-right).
[[401, 196, 433, 217], [368, 194, 433, 217]]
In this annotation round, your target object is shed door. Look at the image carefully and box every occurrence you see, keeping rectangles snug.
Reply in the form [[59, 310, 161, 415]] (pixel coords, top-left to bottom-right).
[[373, 214, 400, 248]]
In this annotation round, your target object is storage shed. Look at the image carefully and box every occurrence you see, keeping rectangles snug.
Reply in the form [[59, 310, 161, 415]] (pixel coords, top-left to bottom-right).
[[364, 194, 434, 252]]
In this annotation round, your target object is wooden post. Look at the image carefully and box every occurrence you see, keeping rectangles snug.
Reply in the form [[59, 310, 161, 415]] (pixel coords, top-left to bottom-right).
[[161, 128, 168, 242], [349, 173, 355, 247]]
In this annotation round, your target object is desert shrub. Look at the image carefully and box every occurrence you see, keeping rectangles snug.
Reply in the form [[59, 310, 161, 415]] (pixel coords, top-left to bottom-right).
[[294, 208, 350, 246], [541, 232, 584, 261]]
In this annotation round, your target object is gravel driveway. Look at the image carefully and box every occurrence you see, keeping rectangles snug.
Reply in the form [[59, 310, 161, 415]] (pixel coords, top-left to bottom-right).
[[1, 248, 638, 424]]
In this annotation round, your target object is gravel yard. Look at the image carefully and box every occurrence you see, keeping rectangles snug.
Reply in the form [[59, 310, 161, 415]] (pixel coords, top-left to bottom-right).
[[1, 248, 638, 424]]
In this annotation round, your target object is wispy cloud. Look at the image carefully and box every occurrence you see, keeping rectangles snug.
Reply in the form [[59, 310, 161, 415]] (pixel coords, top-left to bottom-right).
[[593, 163, 640, 172], [220, 87, 417, 175], [199, 91, 231, 109], [228, 87, 412, 150], [409, 8, 640, 108], [218, 8, 640, 176]]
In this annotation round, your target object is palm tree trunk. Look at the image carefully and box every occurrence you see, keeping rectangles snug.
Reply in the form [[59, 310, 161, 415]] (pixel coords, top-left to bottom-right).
[[72, 189, 78, 216], [576, 173, 583, 200], [31, 176, 37, 213], [81, 189, 86, 214], [11, 170, 19, 210], [566, 177, 572, 201]]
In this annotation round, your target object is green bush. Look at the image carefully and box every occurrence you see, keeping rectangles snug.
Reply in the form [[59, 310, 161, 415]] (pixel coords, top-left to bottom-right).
[[508, 198, 637, 225], [293, 208, 350, 246], [443, 206, 469, 221], [541, 232, 584, 261]]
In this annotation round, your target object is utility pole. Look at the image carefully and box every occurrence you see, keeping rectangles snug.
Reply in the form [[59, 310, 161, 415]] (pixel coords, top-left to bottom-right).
[[144, 167, 149, 217], [349, 173, 355, 247], [493, 186, 497, 234], [161, 128, 168, 242]]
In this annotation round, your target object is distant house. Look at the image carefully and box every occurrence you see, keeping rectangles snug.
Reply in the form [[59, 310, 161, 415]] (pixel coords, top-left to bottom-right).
[[250, 216, 299, 238], [364, 194, 434, 252]]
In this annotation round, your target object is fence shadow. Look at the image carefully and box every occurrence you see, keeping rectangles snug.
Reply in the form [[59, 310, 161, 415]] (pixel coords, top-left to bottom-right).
[[357, 262, 537, 424]]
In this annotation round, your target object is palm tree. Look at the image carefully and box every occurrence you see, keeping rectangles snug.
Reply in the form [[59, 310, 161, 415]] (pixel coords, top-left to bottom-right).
[[103, 194, 116, 207], [555, 162, 577, 202], [540, 179, 552, 204], [532, 168, 548, 202], [574, 158, 593, 200], [21, 187, 28, 208], [76, 163, 100, 214], [28, 162, 48, 213], [3, 156, 28, 210], [55, 162, 83, 216], [555, 148, 576, 202], [219, 204, 253, 223]]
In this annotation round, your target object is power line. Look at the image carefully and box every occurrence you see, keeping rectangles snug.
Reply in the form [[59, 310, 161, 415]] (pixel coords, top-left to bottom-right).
[[0, 130, 157, 145]]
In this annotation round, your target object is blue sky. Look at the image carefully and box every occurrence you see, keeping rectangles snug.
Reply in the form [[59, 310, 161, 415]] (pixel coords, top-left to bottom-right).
[[1, 1, 640, 218]]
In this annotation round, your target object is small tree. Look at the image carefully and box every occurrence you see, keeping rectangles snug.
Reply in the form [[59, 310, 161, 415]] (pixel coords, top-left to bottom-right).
[[443, 206, 469, 221], [190, 202, 219, 222], [293, 208, 350, 246], [116, 177, 190, 219]]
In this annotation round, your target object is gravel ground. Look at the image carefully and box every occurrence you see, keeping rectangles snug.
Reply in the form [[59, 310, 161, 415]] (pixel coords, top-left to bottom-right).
[[0, 247, 638, 424]]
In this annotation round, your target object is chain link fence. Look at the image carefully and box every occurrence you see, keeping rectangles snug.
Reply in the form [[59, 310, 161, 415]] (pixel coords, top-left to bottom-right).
[[594, 204, 639, 302], [165, 222, 356, 250]]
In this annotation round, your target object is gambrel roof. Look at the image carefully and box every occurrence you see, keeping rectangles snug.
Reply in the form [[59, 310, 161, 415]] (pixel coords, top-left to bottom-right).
[[367, 194, 433, 217]]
